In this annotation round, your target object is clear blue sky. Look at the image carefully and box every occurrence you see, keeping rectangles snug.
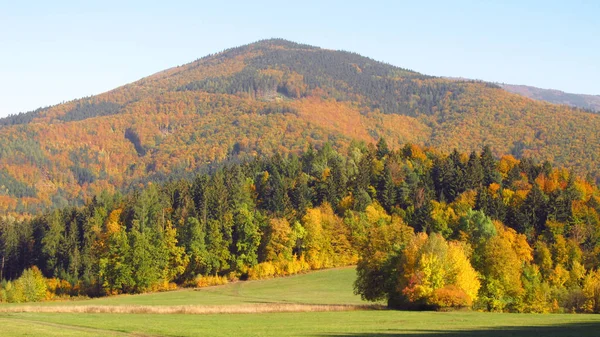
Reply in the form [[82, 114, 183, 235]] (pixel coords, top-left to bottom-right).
[[1, 0, 599, 117]]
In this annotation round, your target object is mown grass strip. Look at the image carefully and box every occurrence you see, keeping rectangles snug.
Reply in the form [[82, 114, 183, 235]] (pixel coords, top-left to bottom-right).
[[0, 303, 384, 315]]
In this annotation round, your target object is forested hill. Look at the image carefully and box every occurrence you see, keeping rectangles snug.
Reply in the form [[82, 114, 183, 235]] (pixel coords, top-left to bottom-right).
[[0, 38, 599, 214], [501, 84, 600, 113]]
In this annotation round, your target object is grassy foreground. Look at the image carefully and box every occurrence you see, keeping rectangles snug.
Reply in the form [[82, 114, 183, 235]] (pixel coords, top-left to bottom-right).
[[2, 267, 600, 336], [3, 311, 600, 336]]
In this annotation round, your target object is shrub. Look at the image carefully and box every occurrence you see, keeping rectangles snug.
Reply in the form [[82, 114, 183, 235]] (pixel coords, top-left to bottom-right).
[[248, 262, 276, 280], [193, 275, 229, 288], [46, 278, 73, 299], [431, 285, 472, 309], [19, 267, 47, 302], [6, 280, 24, 303]]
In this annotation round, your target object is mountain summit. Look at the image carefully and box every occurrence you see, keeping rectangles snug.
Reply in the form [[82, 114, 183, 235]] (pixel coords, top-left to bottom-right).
[[0, 39, 598, 213]]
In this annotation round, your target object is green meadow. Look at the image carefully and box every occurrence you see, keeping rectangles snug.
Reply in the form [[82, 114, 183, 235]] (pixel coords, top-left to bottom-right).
[[3, 267, 364, 307], [2, 267, 600, 336], [3, 310, 600, 337]]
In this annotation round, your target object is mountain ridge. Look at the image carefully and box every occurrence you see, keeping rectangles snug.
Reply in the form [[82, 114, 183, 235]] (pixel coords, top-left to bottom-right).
[[499, 83, 600, 112]]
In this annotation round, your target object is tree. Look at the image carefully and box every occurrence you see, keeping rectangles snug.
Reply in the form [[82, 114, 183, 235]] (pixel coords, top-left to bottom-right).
[[99, 227, 133, 295], [481, 146, 501, 187], [519, 183, 549, 240], [204, 219, 230, 275], [354, 215, 414, 303], [17, 267, 47, 302], [262, 218, 293, 262], [376, 137, 390, 160], [302, 206, 330, 269], [474, 182, 507, 221], [181, 217, 207, 277], [427, 201, 454, 238], [0, 217, 19, 280], [583, 270, 600, 313], [355, 221, 480, 310], [290, 173, 313, 212], [161, 220, 189, 282], [41, 210, 65, 277], [465, 151, 484, 189], [378, 164, 396, 213], [232, 204, 262, 271], [476, 222, 532, 312], [458, 209, 496, 245], [129, 225, 160, 292], [191, 175, 210, 225], [399, 233, 480, 309]]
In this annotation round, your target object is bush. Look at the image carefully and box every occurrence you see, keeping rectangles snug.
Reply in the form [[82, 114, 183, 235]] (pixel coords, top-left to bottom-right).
[[46, 278, 73, 299], [247, 257, 311, 280], [281, 256, 311, 275], [146, 280, 178, 292], [430, 285, 472, 309], [0, 267, 49, 303], [193, 275, 229, 288], [6, 280, 24, 303], [248, 262, 276, 280], [0, 280, 8, 303], [19, 267, 47, 302], [563, 287, 587, 312]]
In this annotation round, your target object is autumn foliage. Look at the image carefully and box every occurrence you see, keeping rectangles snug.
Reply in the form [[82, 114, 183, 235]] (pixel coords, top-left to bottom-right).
[[0, 39, 598, 217], [0, 40, 599, 311]]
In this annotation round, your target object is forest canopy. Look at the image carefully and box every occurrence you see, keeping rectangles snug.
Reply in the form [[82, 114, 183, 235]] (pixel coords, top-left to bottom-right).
[[1, 141, 599, 313]]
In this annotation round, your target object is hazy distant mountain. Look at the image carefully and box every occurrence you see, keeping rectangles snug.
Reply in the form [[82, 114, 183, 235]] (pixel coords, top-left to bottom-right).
[[500, 84, 600, 112], [1, 39, 599, 213]]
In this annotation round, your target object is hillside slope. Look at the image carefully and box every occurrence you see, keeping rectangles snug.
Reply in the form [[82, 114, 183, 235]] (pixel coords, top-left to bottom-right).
[[501, 83, 600, 112], [0, 39, 598, 213]]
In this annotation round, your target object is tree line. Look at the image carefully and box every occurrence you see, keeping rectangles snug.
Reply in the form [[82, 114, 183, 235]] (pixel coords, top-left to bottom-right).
[[1, 140, 600, 312]]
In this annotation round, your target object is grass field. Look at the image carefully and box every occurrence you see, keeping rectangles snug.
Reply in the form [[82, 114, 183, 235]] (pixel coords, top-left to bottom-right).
[[3, 311, 600, 336], [2, 267, 366, 308], [89, 266, 366, 306], [2, 267, 600, 336]]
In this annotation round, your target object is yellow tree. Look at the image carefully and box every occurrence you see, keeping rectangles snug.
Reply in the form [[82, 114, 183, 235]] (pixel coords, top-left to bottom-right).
[[477, 222, 532, 312], [401, 234, 480, 309]]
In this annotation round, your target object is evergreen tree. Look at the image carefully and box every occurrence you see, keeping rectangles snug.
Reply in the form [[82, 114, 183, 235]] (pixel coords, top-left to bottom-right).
[[100, 229, 133, 294], [519, 183, 549, 240], [465, 151, 484, 189], [376, 137, 390, 160], [181, 217, 207, 277], [378, 164, 396, 212], [191, 175, 210, 225], [0, 217, 19, 280], [205, 219, 230, 274], [480, 146, 501, 187], [129, 225, 160, 292], [290, 173, 313, 212], [41, 210, 65, 277]]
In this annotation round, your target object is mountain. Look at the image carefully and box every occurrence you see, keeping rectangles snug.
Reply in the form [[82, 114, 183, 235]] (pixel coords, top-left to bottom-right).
[[500, 83, 600, 112], [1, 38, 599, 214]]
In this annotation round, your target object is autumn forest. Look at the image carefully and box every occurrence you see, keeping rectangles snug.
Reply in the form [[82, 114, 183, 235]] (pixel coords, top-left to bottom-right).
[[1, 39, 600, 313]]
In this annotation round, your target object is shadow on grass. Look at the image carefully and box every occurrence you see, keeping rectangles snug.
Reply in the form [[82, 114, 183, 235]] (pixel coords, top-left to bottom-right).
[[319, 321, 600, 337]]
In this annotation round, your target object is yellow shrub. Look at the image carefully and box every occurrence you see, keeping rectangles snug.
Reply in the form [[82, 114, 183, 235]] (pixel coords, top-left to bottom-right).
[[194, 275, 229, 288], [248, 262, 276, 280], [431, 285, 472, 308]]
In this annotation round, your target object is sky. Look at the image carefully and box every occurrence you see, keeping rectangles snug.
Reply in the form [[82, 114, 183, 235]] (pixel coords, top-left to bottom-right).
[[1, 0, 599, 118]]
